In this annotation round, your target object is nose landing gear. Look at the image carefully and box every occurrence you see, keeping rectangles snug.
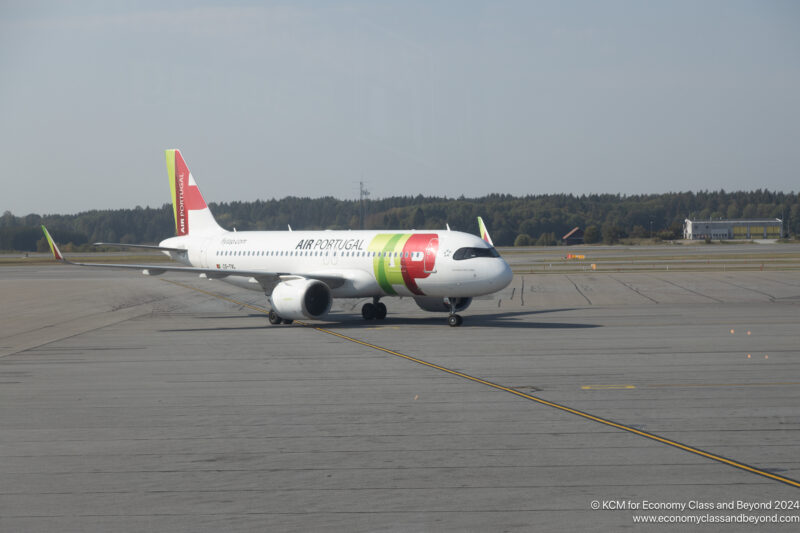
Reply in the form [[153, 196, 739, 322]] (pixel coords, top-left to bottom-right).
[[447, 314, 463, 327], [447, 298, 463, 327]]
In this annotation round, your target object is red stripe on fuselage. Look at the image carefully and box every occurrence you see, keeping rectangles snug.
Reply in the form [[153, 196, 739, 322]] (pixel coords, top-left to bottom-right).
[[401, 233, 438, 295]]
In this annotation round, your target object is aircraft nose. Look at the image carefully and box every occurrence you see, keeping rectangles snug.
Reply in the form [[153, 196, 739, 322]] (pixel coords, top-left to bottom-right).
[[495, 259, 513, 290]]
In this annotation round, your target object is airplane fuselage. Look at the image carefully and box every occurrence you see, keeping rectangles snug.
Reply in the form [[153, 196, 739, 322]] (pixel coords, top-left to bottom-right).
[[161, 229, 513, 299]]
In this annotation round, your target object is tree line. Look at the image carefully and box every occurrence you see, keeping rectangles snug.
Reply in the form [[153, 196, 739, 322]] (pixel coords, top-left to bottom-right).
[[2, 190, 798, 252]]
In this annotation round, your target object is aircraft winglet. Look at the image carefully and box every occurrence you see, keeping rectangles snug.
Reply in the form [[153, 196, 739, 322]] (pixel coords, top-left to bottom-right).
[[41, 225, 65, 261], [477, 217, 494, 246]]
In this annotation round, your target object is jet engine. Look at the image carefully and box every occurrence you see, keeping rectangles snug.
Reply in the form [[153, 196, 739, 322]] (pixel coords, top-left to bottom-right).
[[413, 296, 472, 313], [270, 278, 332, 320]]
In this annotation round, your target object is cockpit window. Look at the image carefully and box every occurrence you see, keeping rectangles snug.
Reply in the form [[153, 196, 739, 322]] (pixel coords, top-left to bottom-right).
[[453, 247, 501, 260]]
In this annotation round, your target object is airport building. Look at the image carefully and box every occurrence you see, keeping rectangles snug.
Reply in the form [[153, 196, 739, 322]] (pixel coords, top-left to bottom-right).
[[683, 218, 783, 240]]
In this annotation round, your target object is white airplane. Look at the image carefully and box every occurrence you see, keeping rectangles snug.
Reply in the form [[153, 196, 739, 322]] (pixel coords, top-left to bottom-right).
[[42, 149, 513, 326]]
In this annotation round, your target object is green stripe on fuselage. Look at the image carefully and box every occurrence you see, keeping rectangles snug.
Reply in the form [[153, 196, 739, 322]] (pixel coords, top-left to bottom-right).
[[369, 233, 411, 295]]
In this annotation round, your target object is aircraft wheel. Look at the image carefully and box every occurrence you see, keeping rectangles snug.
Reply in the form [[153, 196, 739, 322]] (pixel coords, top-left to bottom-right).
[[362, 302, 377, 320], [282, 319, 294, 325], [448, 314, 463, 327], [268, 310, 282, 325], [375, 302, 387, 320]]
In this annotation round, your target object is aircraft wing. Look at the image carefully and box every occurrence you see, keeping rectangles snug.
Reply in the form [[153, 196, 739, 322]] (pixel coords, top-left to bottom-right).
[[53, 259, 279, 279], [92, 242, 187, 253], [42, 226, 349, 290]]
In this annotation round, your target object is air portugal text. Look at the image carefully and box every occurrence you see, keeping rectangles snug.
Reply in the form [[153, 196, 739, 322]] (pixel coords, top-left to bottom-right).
[[295, 239, 366, 251]]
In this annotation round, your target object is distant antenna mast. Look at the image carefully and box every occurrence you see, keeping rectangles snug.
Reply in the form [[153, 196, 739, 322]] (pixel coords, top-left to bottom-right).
[[359, 181, 370, 230]]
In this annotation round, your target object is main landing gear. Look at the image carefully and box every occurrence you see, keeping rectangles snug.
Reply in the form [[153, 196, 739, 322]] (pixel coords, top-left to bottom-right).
[[447, 298, 463, 327], [268, 310, 293, 325], [362, 298, 387, 321]]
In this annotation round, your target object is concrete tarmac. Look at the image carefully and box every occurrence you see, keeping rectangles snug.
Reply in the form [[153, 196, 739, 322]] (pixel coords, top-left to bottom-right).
[[1, 254, 799, 531]]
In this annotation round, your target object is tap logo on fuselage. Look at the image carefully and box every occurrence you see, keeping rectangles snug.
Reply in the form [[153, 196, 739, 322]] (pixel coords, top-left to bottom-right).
[[369, 233, 439, 296]]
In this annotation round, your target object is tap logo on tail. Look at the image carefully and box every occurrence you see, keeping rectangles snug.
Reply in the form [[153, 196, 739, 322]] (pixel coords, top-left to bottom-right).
[[166, 149, 208, 236]]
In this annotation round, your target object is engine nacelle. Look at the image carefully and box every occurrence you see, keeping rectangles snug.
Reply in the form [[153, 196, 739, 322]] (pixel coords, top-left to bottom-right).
[[270, 279, 332, 320], [413, 296, 472, 313]]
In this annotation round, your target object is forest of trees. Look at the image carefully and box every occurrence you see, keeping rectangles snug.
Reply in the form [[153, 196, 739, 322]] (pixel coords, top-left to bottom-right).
[[2, 190, 798, 252]]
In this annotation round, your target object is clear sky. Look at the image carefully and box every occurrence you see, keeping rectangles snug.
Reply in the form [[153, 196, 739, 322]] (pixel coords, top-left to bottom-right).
[[1, 0, 798, 215]]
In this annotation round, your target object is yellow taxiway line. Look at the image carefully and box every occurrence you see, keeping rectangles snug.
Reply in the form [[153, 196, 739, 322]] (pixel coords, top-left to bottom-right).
[[163, 279, 800, 490]]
